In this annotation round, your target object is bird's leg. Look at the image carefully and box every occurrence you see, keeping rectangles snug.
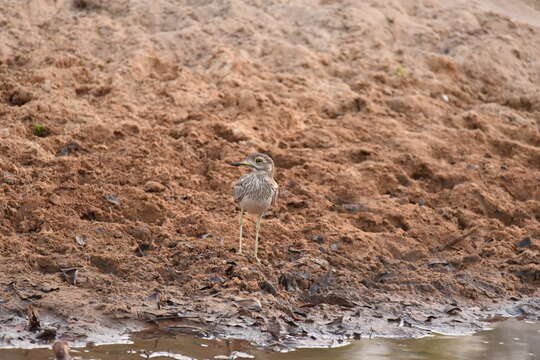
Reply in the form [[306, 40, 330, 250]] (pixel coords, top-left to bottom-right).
[[238, 211, 244, 255], [254, 214, 262, 262]]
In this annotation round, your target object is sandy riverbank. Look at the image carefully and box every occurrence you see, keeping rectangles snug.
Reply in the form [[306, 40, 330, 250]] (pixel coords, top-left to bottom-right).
[[0, 0, 539, 348]]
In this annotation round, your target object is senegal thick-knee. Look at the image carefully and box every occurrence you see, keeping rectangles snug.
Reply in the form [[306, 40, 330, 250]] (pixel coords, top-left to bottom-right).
[[231, 153, 278, 262]]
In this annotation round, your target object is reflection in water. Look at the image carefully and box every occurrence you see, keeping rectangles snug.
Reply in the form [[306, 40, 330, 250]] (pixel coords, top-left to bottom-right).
[[1, 319, 538, 360]]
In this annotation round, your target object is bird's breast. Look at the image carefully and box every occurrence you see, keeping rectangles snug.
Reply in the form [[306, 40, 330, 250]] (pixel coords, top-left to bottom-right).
[[239, 196, 272, 214]]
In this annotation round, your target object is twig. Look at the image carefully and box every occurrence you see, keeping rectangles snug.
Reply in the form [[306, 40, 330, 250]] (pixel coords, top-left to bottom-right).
[[438, 226, 479, 251]]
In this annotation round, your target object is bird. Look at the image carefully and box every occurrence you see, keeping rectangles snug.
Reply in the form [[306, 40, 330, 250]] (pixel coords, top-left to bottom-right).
[[52, 341, 71, 360], [231, 153, 278, 262]]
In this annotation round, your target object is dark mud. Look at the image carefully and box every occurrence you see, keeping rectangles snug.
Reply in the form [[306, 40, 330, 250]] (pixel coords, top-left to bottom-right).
[[2, 294, 539, 350]]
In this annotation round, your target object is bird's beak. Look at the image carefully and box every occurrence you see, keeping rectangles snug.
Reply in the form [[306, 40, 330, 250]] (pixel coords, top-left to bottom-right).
[[231, 161, 251, 167]]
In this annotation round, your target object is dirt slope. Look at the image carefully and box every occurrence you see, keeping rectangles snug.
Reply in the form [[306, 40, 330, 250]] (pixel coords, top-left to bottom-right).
[[0, 0, 539, 345]]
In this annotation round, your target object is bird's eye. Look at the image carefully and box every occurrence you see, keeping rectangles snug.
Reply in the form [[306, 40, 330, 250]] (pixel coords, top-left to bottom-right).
[[255, 157, 263, 164]]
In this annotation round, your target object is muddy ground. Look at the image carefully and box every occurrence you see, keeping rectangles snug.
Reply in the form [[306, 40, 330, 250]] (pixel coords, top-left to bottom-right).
[[0, 0, 539, 349]]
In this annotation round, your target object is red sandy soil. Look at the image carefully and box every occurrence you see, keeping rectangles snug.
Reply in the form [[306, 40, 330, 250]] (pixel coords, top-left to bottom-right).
[[0, 0, 539, 345]]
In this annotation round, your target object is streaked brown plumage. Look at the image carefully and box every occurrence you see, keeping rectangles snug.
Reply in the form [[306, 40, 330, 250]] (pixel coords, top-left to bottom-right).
[[232, 153, 278, 261]]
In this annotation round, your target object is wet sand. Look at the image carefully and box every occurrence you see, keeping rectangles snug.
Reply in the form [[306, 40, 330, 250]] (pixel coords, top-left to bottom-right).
[[1, 318, 539, 360]]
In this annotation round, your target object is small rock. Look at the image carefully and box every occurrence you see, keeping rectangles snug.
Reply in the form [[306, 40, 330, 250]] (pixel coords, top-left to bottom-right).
[[2, 172, 17, 185], [207, 274, 225, 284], [75, 236, 87, 246], [343, 203, 361, 213], [56, 141, 83, 156], [0, 128, 9, 137], [49, 194, 62, 205], [444, 305, 462, 315], [442, 94, 449, 102], [260, 280, 278, 295], [104, 194, 121, 206], [52, 341, 70, 360], [311, 235, 325, 244], [144, 181, 166, 193], [236, 298, 262, 312], [40, 285, 59, 293], [37, 327, 57, 340], [330, 243, 339, 251], [229, 351, 255, 359], [518, 238, 540, 251], [517, 237, 531, 248]]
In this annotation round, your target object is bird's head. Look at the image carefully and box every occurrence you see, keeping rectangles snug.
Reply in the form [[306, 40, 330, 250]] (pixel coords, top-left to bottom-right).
[[231, 153, 274, 175]]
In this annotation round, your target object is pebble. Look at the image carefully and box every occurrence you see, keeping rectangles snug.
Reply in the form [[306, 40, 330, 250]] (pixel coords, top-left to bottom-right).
[[311, 235, 325, 244], [52, 341, 70, 360], [517, 237, 531, 248], [442, 94, 449, 102], [144, 181, 166, 193], [260, 279, 278, 295], [56, 141, 83, 156], [104, 194, 121, 206], [343, 203, 362, 213], [236, 298, 262, 312], [229, 351, 255, 359], [3, 172, 17, 185], [207, 274, 225, 284], [75, 236, 87, 246], [49, 194, 62, 205]]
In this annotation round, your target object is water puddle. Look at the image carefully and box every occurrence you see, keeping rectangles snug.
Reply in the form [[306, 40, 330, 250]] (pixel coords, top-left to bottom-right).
[[1, 318, 539, 360]]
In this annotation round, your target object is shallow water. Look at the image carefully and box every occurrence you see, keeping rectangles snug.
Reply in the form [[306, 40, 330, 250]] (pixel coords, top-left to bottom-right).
[[1, 319, 539, 360]]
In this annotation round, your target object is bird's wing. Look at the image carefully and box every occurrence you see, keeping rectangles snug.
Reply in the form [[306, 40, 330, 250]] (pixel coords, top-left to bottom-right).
[[233, 175, 249, 203], [271, 180, 278, 206]]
